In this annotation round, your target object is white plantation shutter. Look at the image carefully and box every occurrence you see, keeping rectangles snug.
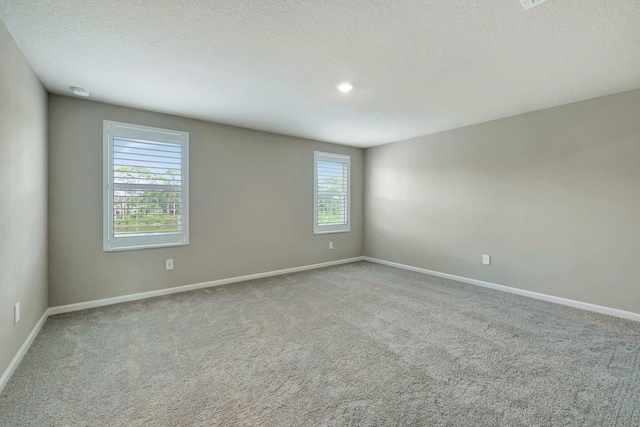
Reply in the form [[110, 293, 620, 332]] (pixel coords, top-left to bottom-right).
[[112, 137, 183, 236], [104, 121, 189, 251], [314, 152, 350, 234]]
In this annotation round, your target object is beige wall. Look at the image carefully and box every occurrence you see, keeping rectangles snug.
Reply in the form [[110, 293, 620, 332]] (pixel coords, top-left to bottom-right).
[[48, 95, 363, 306], [0, 23, 48, 376], [364, 89, 640, 314]]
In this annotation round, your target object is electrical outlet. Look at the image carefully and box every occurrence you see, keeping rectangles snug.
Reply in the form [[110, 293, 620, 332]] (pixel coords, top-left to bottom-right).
[[166, 259, 174, 270], [14, 302, 20, 324], [329, 241, 333, 250], [483, 255, 491, 265]]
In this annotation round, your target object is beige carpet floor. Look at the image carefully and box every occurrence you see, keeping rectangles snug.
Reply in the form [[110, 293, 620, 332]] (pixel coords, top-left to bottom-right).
[[0, 261, 639, 426]]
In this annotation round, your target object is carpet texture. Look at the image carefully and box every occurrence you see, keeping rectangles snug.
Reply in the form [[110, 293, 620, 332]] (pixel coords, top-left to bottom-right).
[[1, 261, 639, 426]]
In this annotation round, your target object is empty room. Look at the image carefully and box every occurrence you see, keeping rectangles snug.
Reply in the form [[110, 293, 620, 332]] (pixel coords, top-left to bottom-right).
[[1, 0, 639, 425]]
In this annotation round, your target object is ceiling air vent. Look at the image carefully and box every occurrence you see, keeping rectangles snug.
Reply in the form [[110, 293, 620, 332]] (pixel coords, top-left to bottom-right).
[[519, 0, 549, 9]]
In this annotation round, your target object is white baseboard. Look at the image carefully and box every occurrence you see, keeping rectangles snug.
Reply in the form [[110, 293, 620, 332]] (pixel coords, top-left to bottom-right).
[[48, 256, 365, 316], [364, 257, 640, 323], [0, 310, 49, 395], [1, 257, 364, 394], [9, 254, 633, 397]]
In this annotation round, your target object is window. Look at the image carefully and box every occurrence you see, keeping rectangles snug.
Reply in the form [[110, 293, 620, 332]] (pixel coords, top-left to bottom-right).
[[314, 152, 350, 234], [103, 121, 189, 251]]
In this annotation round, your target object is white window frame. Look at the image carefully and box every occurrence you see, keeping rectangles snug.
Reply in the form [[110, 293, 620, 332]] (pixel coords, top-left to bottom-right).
[[314, 151, 351, 234], [103, 120, 189, 251]]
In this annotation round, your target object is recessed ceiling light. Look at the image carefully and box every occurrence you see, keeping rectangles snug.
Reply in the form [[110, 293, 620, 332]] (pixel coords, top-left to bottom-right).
[[519, 0, 549, 9], [70, 86, 90, 97], [336, 82, 354, 93]]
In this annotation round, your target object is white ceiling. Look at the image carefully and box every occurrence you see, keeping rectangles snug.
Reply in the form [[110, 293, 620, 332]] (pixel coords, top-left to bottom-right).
[[1, 0, 639, 147]]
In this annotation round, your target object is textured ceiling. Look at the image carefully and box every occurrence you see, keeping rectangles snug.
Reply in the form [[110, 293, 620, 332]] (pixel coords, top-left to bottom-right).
[[1, 0, 639, 147]]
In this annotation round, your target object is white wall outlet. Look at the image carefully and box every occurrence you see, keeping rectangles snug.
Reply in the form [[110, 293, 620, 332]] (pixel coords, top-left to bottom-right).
[[166, 259, 174, 270], [483, 254, 491, 265], [329, 241, 333, 250], [14, 302, 20, 324]]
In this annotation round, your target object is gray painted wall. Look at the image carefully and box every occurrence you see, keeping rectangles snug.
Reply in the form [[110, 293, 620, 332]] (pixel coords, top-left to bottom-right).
[[364, 89, 640, 314], [0, 23, 48, 376], [48, 95, 363, 306]]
